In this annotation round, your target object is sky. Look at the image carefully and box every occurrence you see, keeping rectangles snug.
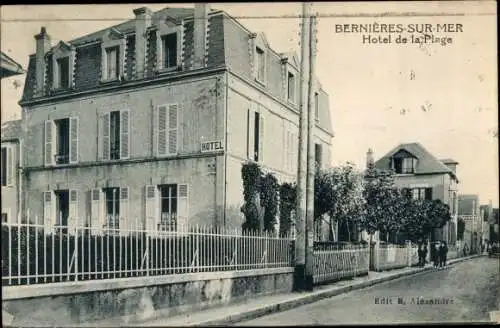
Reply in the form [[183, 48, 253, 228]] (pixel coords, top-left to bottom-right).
[[1, 2, 498, 206]]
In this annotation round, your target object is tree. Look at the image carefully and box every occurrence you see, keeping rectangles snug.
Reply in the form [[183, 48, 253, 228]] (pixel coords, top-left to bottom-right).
[[359, 167, 398, 243], [457, 218, 465, 240], [314, 163, 365, 241], [241, 162, 262, 231], [260, 173, 279, 233], [279, 182, 296, 237]]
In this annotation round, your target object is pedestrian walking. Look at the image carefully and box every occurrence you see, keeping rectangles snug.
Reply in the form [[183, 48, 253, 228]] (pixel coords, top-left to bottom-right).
[[432, 242, 440, 267], [439, 241, 448, 268], [423, 243, 428, 266], [417, 241, 425, 267]]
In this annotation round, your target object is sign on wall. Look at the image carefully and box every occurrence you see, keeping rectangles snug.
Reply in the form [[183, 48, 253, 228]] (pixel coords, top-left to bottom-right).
[[201, 140, 224, 153]]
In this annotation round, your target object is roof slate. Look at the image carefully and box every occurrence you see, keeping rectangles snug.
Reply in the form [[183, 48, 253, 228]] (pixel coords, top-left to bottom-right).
[[374, 142, 458, 180]]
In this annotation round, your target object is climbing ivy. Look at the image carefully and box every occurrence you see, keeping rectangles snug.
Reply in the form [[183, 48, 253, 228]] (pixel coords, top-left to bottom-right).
[[260, 173, 280, 233], [241, 162, 262, 232], [279, 182, 297, 237]]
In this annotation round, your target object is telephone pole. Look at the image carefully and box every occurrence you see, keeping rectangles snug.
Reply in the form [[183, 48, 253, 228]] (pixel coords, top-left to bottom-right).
[[305, 12, 317, 291], [294, 1, 311, 292]]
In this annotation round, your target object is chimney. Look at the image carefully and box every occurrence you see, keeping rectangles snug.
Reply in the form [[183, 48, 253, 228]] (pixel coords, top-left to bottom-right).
[[193, 4, 209, 69], [366, 148, 374, 169], [133, 7, 152, 79], [34, 27, 51, 97]]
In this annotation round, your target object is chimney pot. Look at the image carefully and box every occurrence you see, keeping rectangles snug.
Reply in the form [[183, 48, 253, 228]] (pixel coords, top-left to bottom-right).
[[34, 26, 51, 97], [193, 4, 210, 69], [134, 7, 152, 79]]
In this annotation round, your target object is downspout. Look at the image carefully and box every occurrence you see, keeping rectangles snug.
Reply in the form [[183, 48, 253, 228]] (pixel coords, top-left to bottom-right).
[[223, 71, 229, 227], [20, 107, 27, 223]]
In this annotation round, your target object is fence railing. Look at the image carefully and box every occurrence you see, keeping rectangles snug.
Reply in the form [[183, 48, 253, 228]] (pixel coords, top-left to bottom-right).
[[371, 243, 418, 271], [313, 244, 370, 285], [1, 220, 294, 286]]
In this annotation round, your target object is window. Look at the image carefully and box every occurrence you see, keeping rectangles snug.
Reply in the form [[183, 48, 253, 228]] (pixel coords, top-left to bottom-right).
[[287, 72, 296, 102], [159, 184, 177, 231], [156, 104, 178, 156], [412, 187, 432, 201], [101, 110, 130, 161], [315, 143, 323, 168], [104, 187, 120, 229], [402, 188, 412, 199], [1, 146, 14, 187], [162, 33, 178, 69], [104, 46, 120, 80], [256, 47, 265, 82], [314, 92, 319, 121], [393, 157, 415, 174], [254, 112, 260, 161], [56, 57, 70, 90], [54, 190, 69, 232], [54, 118, 70, 164]]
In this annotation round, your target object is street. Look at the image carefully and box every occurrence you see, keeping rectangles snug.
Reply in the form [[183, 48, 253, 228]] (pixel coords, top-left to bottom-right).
[[236, 257, 500, 325]]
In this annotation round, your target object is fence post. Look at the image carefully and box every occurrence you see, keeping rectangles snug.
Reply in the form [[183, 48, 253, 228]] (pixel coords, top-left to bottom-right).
[[75, 216, 79, 281], [407, 241, 412, 268]]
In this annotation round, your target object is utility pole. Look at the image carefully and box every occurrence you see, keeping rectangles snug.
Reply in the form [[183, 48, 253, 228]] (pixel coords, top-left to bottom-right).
[[294, 1, 311, 292], [304, 11, 317, 291]]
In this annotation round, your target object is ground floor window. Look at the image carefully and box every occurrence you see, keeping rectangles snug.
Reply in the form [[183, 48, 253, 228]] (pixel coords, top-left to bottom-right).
[[104, 187, 120, 229], [54, 190, 69, 233], [159, 184, 177, 231]]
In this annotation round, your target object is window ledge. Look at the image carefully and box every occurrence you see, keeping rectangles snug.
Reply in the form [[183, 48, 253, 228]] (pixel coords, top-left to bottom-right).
[[156, 66, 181, 75]]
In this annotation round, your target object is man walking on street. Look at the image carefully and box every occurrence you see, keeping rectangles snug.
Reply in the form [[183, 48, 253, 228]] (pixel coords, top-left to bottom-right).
[[439, 241, 448, 268]]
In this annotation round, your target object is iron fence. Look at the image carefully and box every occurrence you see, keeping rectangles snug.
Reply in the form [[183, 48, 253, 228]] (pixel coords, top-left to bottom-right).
[[1, 219, 294, 286]]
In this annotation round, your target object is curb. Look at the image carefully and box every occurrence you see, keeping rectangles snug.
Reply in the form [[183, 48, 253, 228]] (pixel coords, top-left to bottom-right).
[[185, 254, 484, 326]]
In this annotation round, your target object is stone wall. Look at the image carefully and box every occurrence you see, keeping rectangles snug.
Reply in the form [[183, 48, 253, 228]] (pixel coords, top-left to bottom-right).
[[2, 268, 293, 326]]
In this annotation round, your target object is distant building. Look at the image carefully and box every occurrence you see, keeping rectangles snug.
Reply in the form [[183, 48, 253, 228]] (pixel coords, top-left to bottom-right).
[[373, 142, 459, 245], [19, 5, 334, 234], [1, 120, 23, 223]]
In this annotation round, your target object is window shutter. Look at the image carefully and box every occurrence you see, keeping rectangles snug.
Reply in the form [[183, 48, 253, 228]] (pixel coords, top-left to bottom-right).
[[43, 191, 55, 233], [100, 113, 110, 161], [167, 104, 178, 155], [6, 147, 13, 186], [247, 109, 255, 160], [259, 113, 264, 163], [120, 109, 130, 159], [119, 187, 129, 235], [90, 188, 103, 234], [177, 184, 189, 229], [44, 120, 55, 166], [157, 105, 167, 156], [145, 185, 158, 233], [68, 190, 78, 233], [425, 188, 433, 201], [69, 117, 79, 164]]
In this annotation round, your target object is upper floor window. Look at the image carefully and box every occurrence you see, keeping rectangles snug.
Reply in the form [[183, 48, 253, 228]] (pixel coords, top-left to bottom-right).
[[287, 71, 296, 103], [393, 157, 416, 174], [100, 28, 125, 82], [412, 187, 433, 201], [100, 109, 130, 161], [315, 143, 323, 169], [104, 46, 120, 81], [247, 108, 265, 162], [156, 104, 179, 156], [256, 47, 266, 83], [45, 117, 79, 166], [56, 57, 70, 90], [314, 92, 320, 121], [1, 146, 14, 187], [51, 41, 75, 91], [162, 33, 178, 69]]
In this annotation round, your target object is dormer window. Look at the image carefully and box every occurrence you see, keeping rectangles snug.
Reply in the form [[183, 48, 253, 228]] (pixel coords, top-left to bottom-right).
[[100, 28, 125, 82], [56, 57, 70, 90], [52, 41, 75, 91], [104, 46, 120, 80], [393, 157, 417, 174], [256, 47, 265, 82], [156, 19, 183, 72], [161, 33, 178, 69]]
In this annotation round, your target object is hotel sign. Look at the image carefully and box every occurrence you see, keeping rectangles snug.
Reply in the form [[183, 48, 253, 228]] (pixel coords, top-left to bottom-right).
[[201, 140, 224, 153]]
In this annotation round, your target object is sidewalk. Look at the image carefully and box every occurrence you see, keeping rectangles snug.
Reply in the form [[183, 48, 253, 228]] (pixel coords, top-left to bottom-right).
[[95, 254, 484, 327]]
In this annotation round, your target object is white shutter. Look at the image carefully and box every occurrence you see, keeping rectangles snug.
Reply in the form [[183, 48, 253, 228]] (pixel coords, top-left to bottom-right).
[[6, 147, 13, 186], [145, 185, 158, 233], [259, 113, 264, 163], [177, 184, 189, 228], [120, 110, 130, 159], [167, 104, 178, 155], [69, 117, 79, 164], [157, 105, 167, 156], [100, 113, 110, 161], [43, 191, 55, 234], [119, 187, 129, 235], [68, 190, 78, 233], [90, 188, 103, 235], [44, 120, 55, 166]]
